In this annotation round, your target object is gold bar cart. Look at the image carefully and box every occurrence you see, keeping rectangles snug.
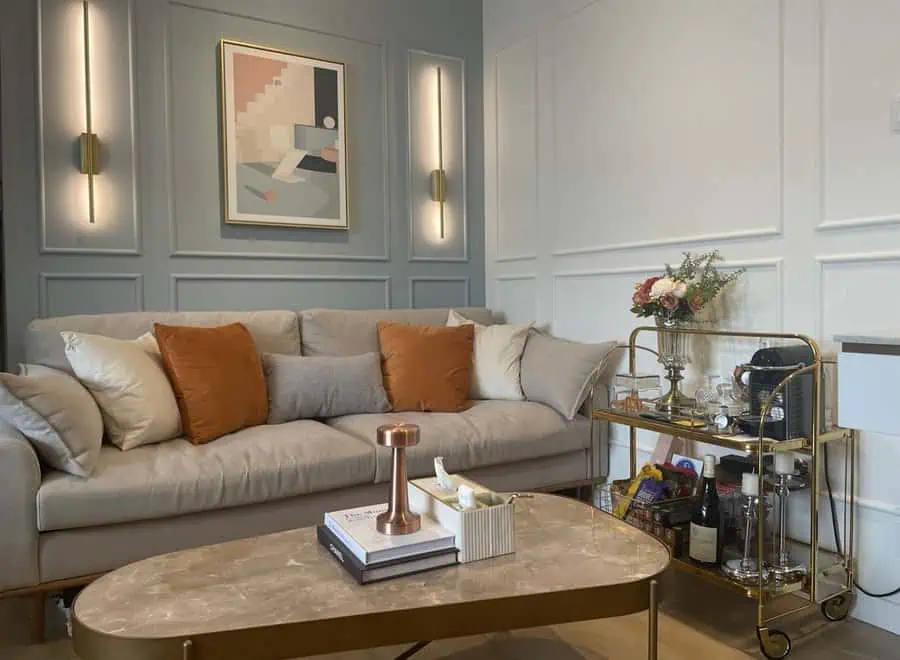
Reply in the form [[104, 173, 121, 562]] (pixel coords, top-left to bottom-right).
[[594, 325, 856, 659]]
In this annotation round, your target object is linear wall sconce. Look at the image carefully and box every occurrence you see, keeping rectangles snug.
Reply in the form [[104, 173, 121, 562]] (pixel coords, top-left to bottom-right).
[[78, 0, 100, 223], [429, 66, 448, 239]]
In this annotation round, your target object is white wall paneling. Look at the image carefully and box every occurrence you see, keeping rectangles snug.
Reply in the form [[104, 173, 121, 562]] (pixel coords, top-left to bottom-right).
[[493, 274, 537, 324], [494, 35, 538, 263], [817, 252, 900, 339], [485, 0, 900, 633], [408, 51, 468, 262], [170, 274, 391, 311], [549, 0, 784, 258], [816, 0, 900, 232], [408, 276, 470, 309], [38, 273, 144, 317], [38, 0, 141, 254]]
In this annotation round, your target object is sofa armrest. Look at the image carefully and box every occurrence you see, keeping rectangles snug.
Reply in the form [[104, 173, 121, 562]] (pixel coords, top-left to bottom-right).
[[0, 419, 41, 591]]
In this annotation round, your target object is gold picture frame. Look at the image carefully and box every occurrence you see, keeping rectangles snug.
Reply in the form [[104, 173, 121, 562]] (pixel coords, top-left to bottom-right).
[[219, 39, 349, 230]]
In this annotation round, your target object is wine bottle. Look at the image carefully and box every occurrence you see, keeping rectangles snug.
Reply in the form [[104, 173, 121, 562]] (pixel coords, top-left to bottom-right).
[[689, 454, 721, 565]]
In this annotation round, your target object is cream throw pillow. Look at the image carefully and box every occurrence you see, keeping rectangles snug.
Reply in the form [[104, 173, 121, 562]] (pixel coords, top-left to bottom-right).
[[447, 309, 532, 400], [0, 364, 103, 477], [62, 331, 181, 450]]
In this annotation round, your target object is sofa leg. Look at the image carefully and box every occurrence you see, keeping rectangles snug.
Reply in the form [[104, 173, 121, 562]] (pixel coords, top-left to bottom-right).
[[27, 593, 45, 644]]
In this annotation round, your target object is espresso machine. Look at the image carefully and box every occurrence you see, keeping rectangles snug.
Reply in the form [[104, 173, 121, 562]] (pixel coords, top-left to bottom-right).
[[735, 344, 817, 441]]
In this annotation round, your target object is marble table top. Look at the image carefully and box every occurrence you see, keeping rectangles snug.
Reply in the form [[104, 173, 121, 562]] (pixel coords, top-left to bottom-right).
[[73, 494, 669, 648]]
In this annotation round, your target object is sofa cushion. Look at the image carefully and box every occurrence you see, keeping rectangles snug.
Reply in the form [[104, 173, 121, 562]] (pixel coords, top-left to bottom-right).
[[26, 311, 300, 373], [521, 331, 618, 420], [300, 308, 495, 357], [263, 353, 390, 424], [155, 323, 269, 445], [62, 331, 182, 450], [0, 365, 103, 477], [378, 322, 475, 413], [327, 400, 589, 482], [36, 421, 375, 532]]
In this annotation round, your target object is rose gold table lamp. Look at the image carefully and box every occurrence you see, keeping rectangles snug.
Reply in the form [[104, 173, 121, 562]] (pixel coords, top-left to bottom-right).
[[376, 423, 421, 535]]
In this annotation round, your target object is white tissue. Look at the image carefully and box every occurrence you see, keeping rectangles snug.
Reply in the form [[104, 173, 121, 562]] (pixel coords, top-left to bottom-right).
[[457, 484, 476, 509], [434, 457, 456, 490]]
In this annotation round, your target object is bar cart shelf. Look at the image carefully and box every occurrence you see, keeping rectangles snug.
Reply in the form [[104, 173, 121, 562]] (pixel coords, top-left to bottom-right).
[[595, 326, 857, 659]]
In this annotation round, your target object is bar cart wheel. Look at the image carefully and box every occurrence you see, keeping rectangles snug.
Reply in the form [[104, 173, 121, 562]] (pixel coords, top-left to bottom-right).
[[821, 594, 851, 622], [757, 627, 791, 659]]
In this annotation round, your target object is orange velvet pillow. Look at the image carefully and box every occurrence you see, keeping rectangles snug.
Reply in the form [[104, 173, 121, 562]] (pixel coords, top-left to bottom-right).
[[377, 322, 475, 412], [153, 323, 268, 444]]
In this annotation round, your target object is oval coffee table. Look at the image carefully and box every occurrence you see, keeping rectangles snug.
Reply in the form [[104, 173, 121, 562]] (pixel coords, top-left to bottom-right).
[[73, 493, 670, 660]]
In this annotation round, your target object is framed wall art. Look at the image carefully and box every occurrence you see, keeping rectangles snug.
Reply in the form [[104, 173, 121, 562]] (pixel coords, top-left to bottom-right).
[[219, 40, 348, 229]]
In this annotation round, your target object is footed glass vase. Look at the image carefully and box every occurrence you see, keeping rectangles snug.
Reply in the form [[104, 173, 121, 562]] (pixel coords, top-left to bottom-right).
[[655, 316, 695, 415]]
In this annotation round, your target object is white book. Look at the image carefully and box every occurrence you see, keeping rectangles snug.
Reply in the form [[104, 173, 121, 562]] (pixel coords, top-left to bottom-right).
[[324, 503, 455, 565]]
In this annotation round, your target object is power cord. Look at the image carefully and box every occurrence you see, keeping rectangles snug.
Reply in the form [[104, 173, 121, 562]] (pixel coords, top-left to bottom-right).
[[823, 443, 900, 598]]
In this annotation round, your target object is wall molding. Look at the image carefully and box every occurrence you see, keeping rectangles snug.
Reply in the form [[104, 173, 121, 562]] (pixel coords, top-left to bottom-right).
[[37, 0, 142, 255], [495, 254, 537, 263], [408, 276, 470, 308], [407, 50, 469, 263], [815, 2, 900, 233], [164, 4, 391, 263], [494, 273, 537, 282], [38, 273, 145, 317], [815, 251, 900, 338], [493, 34, 539, 263], [551, 227, 783, 259], [817, 214, 900, 233], [169, 274, 392, 311]]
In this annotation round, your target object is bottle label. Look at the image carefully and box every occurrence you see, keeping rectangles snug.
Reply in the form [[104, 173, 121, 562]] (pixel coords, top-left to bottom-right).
[[689, 522, 718, 563]]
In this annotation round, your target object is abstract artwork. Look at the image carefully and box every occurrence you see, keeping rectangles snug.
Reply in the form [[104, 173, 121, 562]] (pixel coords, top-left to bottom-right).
[[219, 40, 348, 229]]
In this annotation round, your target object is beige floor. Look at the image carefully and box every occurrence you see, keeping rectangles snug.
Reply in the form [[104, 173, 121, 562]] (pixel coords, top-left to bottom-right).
[[0, 571, 897, 660]]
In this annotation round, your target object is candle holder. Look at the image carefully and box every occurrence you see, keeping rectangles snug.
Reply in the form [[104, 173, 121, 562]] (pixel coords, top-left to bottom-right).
[[376, 423, 421, 535]]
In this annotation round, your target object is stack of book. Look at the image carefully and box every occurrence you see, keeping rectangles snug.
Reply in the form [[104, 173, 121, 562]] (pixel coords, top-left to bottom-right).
[[317, 503, 458, 584]]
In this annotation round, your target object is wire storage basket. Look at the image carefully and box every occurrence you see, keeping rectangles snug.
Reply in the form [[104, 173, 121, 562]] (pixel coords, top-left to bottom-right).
[[598, 479, 698, 559]]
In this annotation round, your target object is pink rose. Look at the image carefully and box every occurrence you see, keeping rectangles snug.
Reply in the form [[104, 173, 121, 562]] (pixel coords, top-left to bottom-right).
[[660, 293, 679, 311], [689, 296, 704, 313], [632, 277, 660, 306]]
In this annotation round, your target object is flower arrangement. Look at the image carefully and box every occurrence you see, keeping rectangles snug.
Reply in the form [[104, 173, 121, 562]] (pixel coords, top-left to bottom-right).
[[631, 250, 744, 322]]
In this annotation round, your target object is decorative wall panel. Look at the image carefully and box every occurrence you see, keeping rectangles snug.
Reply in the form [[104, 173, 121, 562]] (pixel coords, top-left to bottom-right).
[[171, 274, 391, 311], [38, 0, 140, 253], [408, 51, 467, 262], [39, 273, 143, 317], [408, 277, 469, 309], [494, 36, 537, 262]]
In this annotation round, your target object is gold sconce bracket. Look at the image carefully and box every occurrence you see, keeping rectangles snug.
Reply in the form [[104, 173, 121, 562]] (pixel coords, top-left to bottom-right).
[[79, 132, 101, 175], [430, 168, 447, 203]]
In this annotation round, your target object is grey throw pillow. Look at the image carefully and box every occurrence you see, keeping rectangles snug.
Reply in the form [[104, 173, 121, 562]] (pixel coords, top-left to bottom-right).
[[0, 364, 103, 477], [263, 352, 391, 424], [520, 331, 618, 420]]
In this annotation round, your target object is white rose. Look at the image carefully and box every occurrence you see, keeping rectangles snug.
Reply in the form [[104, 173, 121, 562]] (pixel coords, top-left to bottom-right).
[[672, 280, 688, 298], [650, 277, 675, 298]]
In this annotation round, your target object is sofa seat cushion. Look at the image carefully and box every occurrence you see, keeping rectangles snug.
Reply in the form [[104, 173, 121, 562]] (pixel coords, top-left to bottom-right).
[[327, 400, 589, 483], [36, 421, 375, 532]]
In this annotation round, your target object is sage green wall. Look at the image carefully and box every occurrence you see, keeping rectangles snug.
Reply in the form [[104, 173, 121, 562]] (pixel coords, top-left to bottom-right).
[[0, 0, 484, 365]]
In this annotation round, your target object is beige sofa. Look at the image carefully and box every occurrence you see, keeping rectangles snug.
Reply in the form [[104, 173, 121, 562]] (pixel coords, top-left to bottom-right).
[[0, 307, 604, 604]]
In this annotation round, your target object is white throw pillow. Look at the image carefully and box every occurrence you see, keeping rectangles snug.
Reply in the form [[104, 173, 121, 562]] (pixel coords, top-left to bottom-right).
[[61, 331, 181, 450], [447, 309, 533, 400]]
